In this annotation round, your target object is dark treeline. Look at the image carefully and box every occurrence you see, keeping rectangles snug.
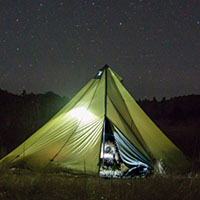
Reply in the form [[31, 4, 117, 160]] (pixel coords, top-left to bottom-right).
[[138, 96, 200, 159], [0, 89, 69, 158], [138, 96, 200, 122], [0, 88, 200, 160]]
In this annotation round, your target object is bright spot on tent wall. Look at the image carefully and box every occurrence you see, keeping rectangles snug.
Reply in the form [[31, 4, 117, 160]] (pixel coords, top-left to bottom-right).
[[67, 107, 96, 124]]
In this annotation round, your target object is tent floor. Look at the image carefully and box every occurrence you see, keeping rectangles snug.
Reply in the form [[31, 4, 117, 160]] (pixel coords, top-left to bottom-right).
[[99, 165, 150, 178], [99, 168, 122, 178]]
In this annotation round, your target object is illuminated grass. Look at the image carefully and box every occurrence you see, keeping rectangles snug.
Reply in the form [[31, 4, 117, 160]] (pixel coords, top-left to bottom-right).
[[0, 170, 200, 200]]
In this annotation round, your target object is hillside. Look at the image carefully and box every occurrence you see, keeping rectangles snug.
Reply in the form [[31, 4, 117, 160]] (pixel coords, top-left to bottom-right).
[[138, 96, 200, 158], [0, 89, 200, 160], [0, 89, 68, 158]]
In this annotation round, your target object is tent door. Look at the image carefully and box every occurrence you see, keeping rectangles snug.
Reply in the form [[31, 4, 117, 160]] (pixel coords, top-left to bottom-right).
[[99, 119, 150, 178]]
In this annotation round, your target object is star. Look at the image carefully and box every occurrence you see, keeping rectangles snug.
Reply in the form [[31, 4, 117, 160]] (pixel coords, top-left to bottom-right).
[[0, 0, 199, 100]]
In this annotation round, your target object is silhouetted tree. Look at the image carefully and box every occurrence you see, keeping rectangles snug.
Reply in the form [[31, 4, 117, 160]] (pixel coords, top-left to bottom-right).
[[161, 97, 166, 103], [153, 96, 157, 103], [21, 89, 27, 97]]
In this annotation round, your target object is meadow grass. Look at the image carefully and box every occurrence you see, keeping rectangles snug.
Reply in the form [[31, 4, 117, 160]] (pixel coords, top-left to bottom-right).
[[0, 169, 200, 200]]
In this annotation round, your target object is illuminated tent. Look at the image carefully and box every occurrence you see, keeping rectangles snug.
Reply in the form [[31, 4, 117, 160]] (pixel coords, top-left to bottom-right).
[[0, 65, 188, 174]]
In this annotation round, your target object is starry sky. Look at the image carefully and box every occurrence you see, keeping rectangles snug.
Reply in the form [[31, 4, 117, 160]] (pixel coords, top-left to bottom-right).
[[0, 0, 199, 99]]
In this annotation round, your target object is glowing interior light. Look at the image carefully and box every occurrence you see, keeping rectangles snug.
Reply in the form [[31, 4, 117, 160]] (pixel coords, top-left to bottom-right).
[[97, 71, 103, 77], [67, 107, 95, 123]]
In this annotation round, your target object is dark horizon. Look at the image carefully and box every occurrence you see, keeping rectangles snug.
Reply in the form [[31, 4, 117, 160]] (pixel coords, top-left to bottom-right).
[[1, 86, 200, 102]]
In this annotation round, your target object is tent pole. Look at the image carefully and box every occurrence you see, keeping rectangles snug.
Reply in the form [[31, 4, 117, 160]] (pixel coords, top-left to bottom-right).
[[102, 65, 108, 168], [102, 118, 106, 168], [104, 65, 108, 116]]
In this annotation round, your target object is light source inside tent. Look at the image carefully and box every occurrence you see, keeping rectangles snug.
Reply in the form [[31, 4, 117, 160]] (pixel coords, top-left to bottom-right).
[[66, 107, 96, 124], [97, 70, 103, 77]]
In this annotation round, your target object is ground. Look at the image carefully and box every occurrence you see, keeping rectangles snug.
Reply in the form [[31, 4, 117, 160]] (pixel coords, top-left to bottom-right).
[[0, 169, 200, 200]]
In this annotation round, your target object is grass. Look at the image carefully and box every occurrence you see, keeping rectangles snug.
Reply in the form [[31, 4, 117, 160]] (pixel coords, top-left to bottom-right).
[[0, 169, 200, 200]]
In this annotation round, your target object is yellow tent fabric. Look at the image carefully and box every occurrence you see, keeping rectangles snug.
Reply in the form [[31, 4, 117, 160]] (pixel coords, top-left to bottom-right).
[[107, 69, 187, 169], [0, 65, 188, 173]]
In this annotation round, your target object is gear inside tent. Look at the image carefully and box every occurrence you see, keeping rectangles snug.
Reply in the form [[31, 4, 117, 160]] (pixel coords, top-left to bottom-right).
[[99, 118, 150, 178]]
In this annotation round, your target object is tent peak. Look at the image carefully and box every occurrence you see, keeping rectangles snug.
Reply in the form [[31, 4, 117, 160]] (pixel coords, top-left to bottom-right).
[[99, 64, 110, 71], [103, 64, 109, 69], [95, 64, 110, 79]]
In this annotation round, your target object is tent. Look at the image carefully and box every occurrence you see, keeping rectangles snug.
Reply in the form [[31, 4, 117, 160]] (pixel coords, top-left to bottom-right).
[[0, 65, 188, 175]]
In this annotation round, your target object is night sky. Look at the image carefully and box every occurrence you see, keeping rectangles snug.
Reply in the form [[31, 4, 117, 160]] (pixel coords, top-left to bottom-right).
[[0, 0, 199, 99]]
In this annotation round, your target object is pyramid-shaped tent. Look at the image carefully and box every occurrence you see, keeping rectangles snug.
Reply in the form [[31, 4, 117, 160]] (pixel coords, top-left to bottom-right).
[[0, 65, 188, 174]]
